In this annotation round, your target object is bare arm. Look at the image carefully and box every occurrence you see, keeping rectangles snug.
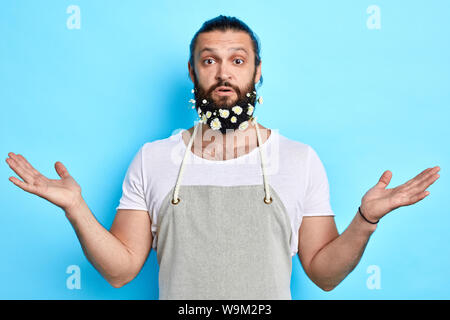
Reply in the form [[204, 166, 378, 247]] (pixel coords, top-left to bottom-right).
[[298, 166, 440, 291], [6, 152, 152, 288], [298, 214, 375, 292], [65, 203, 152, 288]]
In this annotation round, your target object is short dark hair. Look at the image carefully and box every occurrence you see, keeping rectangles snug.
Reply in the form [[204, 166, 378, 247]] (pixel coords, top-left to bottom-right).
[[189, 15, 263, 88]]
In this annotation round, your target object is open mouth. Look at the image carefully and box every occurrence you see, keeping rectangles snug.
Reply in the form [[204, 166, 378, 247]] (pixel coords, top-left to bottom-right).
[[214, 86, 234, 95], [215, 86, 233, 93]]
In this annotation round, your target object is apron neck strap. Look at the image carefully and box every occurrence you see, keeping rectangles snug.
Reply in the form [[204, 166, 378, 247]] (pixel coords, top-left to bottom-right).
[[172, 116, 272, 205]]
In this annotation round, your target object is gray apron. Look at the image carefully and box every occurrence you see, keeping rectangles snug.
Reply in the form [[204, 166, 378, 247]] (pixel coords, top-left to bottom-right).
[[156, 116, 293, 299]]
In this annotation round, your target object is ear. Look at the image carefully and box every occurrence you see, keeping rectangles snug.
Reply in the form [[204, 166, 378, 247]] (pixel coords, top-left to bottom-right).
[[254, 61, 262, 84], [188, 61, 195, 83]]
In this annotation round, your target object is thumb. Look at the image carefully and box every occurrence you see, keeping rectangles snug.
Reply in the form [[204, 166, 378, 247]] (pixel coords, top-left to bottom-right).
[[55, 161, 70, 179], [376, 170, 392, 189]]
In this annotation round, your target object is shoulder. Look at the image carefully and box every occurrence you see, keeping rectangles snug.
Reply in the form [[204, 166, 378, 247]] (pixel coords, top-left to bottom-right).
[[140, 130, 183, 156], [275, 130, 312, 160]]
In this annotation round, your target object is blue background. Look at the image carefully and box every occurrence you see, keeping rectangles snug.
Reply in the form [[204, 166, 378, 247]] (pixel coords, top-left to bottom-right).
[[1, 0, 449, 299]]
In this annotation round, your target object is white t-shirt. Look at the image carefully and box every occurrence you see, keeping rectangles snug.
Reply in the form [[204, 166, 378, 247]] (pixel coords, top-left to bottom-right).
[[116, 128, 335, 257]]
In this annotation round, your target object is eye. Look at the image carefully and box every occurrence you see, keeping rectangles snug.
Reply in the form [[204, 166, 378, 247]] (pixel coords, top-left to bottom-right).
[[234, 58, 244, 65], [203, 58, 215, 65]]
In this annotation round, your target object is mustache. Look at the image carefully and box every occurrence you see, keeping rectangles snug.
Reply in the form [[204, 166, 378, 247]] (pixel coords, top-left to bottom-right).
[[207, 82, 239, 95], [192, 75, 255, 100]]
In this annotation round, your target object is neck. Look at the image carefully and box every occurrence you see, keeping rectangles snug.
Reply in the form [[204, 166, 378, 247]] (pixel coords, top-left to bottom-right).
[[187, 120, 271, 161]]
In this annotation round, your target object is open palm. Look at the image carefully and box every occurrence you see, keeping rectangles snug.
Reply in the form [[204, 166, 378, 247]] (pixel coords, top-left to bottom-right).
[[5, 152, 82, 212], [361, 166, 441, 222]]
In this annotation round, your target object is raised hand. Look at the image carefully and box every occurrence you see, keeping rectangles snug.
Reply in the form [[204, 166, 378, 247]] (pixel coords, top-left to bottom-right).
[[360, 166, 441, 223], [5, 152, 83, 212]]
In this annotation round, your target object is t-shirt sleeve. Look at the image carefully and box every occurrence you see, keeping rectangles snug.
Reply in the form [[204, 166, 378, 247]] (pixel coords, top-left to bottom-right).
[[302, 145, 335, 216], [115, 145, 148, 212]]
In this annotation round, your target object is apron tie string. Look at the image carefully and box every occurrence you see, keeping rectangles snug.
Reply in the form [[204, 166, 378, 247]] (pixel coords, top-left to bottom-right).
[[171, 119, 200, 204], [252, 116, 272, 204]]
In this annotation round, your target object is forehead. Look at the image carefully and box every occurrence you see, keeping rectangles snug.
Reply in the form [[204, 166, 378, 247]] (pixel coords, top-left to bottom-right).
[[195, 30, 253, 56]]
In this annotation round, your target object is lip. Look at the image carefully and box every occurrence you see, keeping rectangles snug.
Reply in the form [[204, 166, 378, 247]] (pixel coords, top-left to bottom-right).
[[214, 86, 234, 96]]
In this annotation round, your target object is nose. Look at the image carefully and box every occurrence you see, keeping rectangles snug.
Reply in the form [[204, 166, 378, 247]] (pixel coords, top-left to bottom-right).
[[215, 63, 232, 83]]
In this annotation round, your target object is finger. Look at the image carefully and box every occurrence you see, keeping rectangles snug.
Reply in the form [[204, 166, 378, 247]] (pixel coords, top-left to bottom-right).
[[7, 153, 30, 173], [8, 153, 39, 179], [405, 167, 439, 188], [55, 161, 70, 179], [408, 190, 431, 205], [405, 167, 433, 186], [415, 172, 440, 192], [376, 170, 392, 189], [8, 176, 36, 193], [15, 153, 41, 176], [5, 157, 34, 183]]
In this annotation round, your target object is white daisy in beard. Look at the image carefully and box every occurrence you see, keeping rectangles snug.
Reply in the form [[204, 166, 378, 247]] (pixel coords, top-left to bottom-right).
[[238, 121, 249, 131], [219, 109, 230, 118], [210, 118, 222, 130], [232, 105, 243, 115], [247, 104, 254, 115]]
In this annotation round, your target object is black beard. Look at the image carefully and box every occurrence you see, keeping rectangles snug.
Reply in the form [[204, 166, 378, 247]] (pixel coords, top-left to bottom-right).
[[193, 82, 258, 134]]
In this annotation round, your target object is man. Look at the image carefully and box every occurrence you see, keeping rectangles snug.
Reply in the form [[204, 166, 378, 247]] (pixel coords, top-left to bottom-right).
[[5, 15, 440, 299]]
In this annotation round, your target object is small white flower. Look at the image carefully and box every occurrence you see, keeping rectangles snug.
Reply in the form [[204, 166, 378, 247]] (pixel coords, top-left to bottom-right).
[[202, 99, 207, 104], [232, 105, 242, 115], [257, 96, 263, 104], [219, 109, 230, 118], [239, 121, 249, 131], [189, 99, 195, 104], [200, 114, 207, 123], [230, 116, 237, 123], [246, 92, 251, 97], [191, 89, 195, 93], [247, 105, 254, 115], [198, 107, 202, 114], [210, 118, 222, 130], [206, 111, 212, 118], [213, 111, 217, 115], [253, 90, 256, 94]]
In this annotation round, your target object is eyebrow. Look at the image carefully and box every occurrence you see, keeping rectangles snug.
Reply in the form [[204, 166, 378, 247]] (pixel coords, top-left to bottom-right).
[[199, 47, 249, 56]]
